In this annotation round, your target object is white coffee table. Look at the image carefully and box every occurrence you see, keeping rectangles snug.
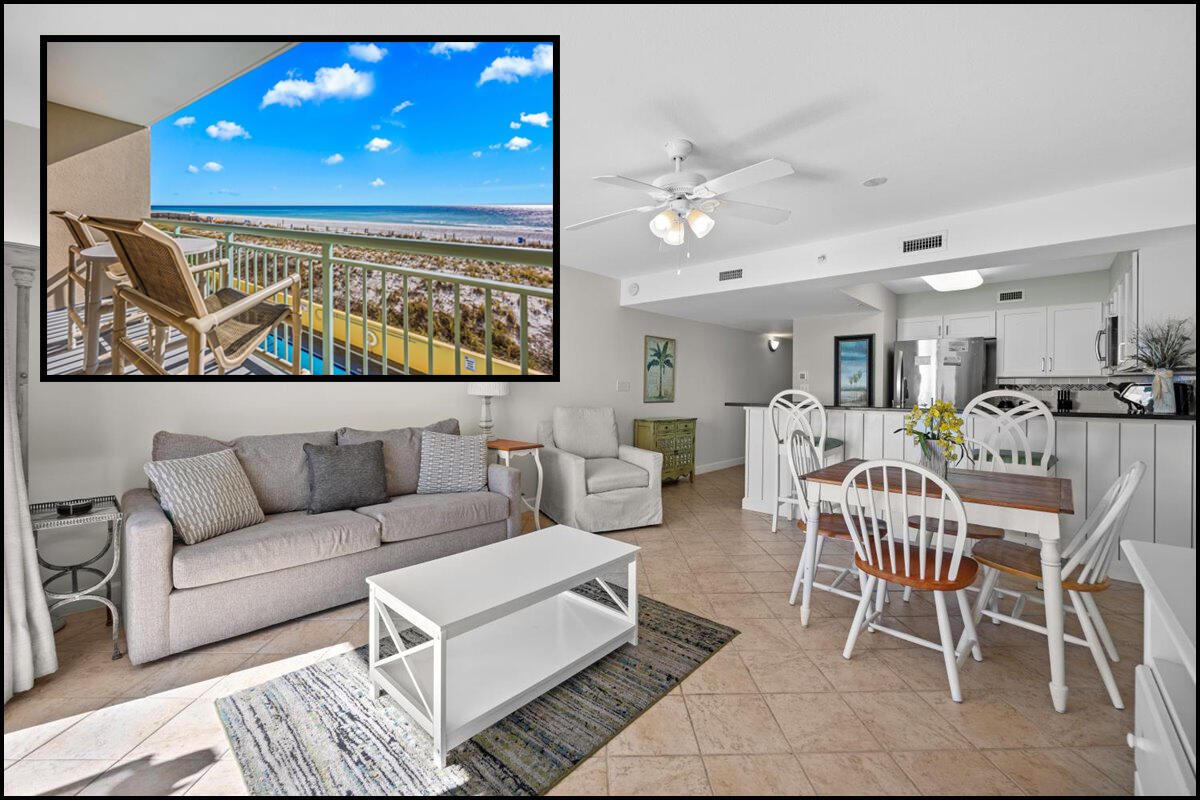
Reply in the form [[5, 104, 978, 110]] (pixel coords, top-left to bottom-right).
[[366, 525, 640, 766]]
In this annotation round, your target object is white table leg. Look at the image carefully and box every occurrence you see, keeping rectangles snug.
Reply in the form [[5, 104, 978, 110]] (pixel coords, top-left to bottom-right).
[[368, 586, 380, 700], [83, 258, 103, 374], [531, 449, 543, 530], [797, 500, 820, 626], [433, 632, 447, 767], [1039, 536, 1069, 713], [627, 559, 639, 646]]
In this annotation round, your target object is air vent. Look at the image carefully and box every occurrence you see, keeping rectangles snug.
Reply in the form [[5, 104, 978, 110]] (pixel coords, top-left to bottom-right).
[[901, 231, 947, 254], [997, 289, 1025, 303], [718, 268, 743, 282]]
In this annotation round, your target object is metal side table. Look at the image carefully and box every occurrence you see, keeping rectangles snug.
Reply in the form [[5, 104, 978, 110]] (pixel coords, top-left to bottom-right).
[[29, 496, 123, 659]]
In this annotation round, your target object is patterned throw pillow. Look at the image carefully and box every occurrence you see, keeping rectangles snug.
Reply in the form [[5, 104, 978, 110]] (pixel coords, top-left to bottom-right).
[[143, 449, 266, 544], [416, 431, 488, 494]]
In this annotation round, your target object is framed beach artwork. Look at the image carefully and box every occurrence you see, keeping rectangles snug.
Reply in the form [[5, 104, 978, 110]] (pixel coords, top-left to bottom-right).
[[39, 36, 558, 381], [833, 334, 874, 407], [644, 335, 676, 403]]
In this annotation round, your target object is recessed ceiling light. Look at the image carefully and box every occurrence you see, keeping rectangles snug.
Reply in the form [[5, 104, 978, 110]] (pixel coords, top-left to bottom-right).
[[862, 177, 888, 187], [923, 270, 984, 292]]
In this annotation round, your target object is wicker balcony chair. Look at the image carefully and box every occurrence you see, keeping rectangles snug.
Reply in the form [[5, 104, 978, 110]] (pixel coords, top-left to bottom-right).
[[82, 217, 301, 376]]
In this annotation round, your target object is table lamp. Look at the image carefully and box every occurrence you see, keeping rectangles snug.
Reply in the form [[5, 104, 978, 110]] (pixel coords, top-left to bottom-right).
[[467, 382, 509, 439]]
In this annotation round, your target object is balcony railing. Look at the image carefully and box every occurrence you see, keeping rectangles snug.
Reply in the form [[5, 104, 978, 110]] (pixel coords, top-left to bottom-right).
[[148, 219, 554, 376]]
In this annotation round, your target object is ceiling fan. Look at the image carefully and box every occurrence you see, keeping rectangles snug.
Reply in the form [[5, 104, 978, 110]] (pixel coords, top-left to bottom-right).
[[566, 138, 794, 245]]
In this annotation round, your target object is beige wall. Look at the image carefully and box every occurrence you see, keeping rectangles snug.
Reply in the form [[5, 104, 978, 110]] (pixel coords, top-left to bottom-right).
[[45, 102, 150, 308], [791, 283, 896, 407]]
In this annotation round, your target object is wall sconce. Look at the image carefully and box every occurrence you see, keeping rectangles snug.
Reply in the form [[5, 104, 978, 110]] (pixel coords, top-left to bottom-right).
[[767, 337, 781, 352]]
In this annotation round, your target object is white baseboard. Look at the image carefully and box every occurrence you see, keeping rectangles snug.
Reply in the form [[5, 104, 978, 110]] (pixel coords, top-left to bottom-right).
[[696, 456, 744, 475]]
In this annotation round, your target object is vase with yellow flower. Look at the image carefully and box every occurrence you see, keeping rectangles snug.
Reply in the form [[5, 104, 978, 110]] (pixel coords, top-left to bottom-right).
[[897, 400, 966, 479]]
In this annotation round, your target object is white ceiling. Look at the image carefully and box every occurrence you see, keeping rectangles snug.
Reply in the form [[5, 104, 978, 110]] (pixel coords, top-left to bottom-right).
[[882, 253, 1119, 294], [633, 281, 876, 334]]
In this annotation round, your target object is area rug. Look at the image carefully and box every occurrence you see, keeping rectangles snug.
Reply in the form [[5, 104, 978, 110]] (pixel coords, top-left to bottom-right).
[[215, 582, 738, 795]]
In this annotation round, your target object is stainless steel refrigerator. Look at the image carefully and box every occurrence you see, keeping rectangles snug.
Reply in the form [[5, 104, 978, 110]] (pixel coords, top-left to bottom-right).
[[892, 338, 996, 409]]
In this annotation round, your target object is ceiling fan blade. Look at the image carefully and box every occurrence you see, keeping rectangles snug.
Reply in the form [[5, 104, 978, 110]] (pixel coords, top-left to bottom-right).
[[594, 174, 671, 199], [690, 158, 795, 198], [565, 204, 663, 231], [713, 198, 791, 225]]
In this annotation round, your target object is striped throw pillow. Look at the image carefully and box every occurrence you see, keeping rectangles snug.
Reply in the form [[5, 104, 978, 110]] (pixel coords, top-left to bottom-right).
[[416, 431, 488, 494], [143, 449, 265, 544]]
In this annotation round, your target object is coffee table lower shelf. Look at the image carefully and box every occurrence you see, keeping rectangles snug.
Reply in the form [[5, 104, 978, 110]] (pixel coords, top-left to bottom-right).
[[369, 589, 636, 766]]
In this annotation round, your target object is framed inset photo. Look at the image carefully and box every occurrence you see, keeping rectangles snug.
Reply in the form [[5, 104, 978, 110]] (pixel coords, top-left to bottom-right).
[[644, 335, 675, 402], [833, 334, 874, 407]]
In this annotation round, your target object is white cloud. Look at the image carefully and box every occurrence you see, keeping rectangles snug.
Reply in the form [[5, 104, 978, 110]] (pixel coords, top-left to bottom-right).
[[261, 63, 375, 108], [202, 162, 223, 172], [371, 124, 381, 130], [509, 121, 521, 129], [430, 42, 477, 56], [365, 137, 392, 152], [322, 153, 344, 165], [348, 42, 387, 62], [187, 164, 199, 173], [391, 101, 414, 113], [369, 177, 385, 187], [504, 136, 532, 151], [519, 111, 552, 127], [488, 143, 501, 150], [205, 120, 250, 140], [472, 150, 482, 158], [173, 116, 195, 127], [478, 43, 553, 85]]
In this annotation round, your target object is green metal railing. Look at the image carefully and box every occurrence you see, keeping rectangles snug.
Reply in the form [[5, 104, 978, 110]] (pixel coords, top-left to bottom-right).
[[148, 218, 553, 376]]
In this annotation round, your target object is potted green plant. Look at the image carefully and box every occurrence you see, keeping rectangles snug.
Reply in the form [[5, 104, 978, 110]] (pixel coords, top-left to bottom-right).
[[897, 400, 965, 478], [1134, 318, 1195, 415]]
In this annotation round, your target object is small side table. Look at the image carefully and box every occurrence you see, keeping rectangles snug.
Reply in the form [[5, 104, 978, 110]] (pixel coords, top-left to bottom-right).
[[29, 496, 123, 659], [487, 439, 544, 530]]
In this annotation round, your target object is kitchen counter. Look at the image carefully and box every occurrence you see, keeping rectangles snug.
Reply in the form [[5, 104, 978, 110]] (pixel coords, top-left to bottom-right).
[[724, 401, 1195, 421]]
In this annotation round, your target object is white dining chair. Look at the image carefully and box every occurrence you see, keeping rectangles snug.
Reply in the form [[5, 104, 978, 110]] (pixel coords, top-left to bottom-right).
[[840, 459, 983, 702], [767, 389, 826, 533], [963, 461, 1145, 709], [962, 390, 1056, 475]]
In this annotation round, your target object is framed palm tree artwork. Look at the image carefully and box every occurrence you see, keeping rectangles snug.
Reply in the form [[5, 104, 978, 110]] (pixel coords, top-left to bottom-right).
[[644, 335, 676, 402], [833, 334, 874, 407]]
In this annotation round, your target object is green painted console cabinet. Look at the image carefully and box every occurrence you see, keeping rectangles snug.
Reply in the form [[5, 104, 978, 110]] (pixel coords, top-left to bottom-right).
[[634, 417, 697, 483]]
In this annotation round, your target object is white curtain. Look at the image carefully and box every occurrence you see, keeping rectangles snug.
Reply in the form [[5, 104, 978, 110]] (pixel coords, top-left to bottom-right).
[[4, 354, 57, 703]]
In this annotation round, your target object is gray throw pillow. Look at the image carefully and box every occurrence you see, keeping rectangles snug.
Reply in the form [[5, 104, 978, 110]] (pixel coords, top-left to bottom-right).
[[304, 441, 389, 513], [417, 431, 488, 494], [336, 418, 459, 496], [143, 449, 265, 545]]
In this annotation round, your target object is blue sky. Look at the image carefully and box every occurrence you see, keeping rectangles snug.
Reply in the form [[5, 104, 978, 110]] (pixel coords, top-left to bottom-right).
[[150, 40, 554, 206]]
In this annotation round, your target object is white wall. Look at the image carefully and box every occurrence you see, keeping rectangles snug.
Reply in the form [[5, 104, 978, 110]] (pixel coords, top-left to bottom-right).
[[791, 283, 895, 407], [1138, 237, 1197, 333], [896, 270, 1111, 317]]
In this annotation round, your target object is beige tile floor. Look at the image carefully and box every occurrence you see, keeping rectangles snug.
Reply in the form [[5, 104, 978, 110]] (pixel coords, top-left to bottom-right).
[[3, 466, 1142, 796]]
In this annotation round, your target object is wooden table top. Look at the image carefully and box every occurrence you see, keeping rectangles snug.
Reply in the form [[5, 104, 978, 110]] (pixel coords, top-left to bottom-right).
[[487, 438, 543, 452], [801, 458, 1074, 515]]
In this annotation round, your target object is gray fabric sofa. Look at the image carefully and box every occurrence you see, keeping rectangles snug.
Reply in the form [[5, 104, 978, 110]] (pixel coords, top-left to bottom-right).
[[536, 407, 663, 533], [121, 420, 520, 665]]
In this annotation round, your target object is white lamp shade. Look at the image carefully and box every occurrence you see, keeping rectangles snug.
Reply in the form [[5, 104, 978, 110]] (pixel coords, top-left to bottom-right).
[[649, 209, 675, 238], [467, 382, 509, 397], [662, 219, 686, 246], [686, 208, 715, 238]]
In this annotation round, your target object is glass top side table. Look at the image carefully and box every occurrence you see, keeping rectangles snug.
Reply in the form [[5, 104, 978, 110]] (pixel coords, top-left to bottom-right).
[[29, 495, 123, 659]]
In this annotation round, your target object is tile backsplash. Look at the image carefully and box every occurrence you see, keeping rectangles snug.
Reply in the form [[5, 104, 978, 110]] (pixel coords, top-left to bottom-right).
[[997, 374, 1196, 414]]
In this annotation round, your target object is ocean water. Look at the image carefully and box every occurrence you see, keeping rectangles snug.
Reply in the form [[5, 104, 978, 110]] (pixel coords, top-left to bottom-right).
[[150, 205, 552, 230]]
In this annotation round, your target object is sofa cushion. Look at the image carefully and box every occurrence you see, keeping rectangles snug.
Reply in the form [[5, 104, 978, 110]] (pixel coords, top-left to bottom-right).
[[171, 509, 381, 589], [337, 418, 459, 496], [232, 431, 337, 514], [585, 457, 650, 493], [417, 431, 489, 494], [553, 407, 619, 459], [153, 431, 230, 462], [356, 491, 508, 543], [305, 441, 388, 513], [143, 449, 264, 544]]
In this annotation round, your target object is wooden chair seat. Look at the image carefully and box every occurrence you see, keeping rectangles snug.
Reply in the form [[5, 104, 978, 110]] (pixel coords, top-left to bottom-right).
[[854, 549, 979, 592], [970, 539, 1108, 592], [801, 512, 888, 541], [907, 515, 1004, 540]]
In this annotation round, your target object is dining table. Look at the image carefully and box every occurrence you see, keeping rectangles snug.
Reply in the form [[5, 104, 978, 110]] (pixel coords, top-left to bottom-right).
[[76, 236, 219, 374], [794, 457, 1077, 713]]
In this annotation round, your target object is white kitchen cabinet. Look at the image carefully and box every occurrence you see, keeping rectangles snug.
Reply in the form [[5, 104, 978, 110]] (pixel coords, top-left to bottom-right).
[[942, 311, 996, 338], [997, 307, 1048, 376], [1047, 302, 1104, 375], [1109, 252, 1140, 371], [896, 316, 942, 340]]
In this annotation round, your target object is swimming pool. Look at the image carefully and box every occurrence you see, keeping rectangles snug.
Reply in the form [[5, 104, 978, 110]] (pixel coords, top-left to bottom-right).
[[262, 334, 351, 375]]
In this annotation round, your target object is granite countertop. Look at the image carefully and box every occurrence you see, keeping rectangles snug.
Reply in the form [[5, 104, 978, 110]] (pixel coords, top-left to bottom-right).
[[725, 401, 1196, 421]]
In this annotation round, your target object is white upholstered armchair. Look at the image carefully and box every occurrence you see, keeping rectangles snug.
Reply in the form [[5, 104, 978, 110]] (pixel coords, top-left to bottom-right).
[[536, 407, 663, 532]]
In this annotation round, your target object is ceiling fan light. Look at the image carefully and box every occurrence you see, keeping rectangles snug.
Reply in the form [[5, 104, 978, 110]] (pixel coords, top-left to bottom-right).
[[922, 269, 984, 292], [662, 220, 686, 246], [686, 208, 715, 238], [649, 209, 675, 238]]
